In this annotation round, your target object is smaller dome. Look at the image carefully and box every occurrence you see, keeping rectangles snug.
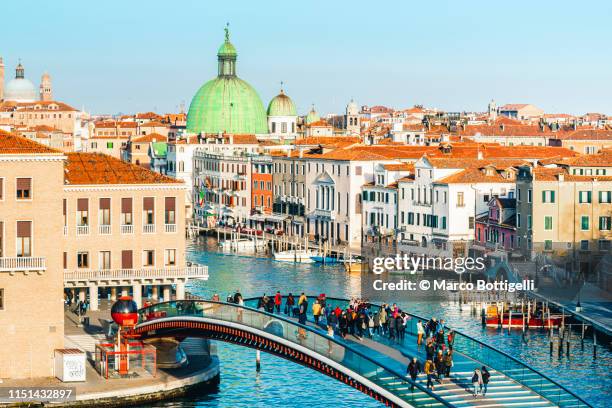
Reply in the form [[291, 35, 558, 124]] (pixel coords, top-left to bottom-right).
[[305, 105, 320, 124], [218, 25, 237, 57], [218, 41, 237, 57], [267, 90, 297, 116], [4, 78, 37, 103]]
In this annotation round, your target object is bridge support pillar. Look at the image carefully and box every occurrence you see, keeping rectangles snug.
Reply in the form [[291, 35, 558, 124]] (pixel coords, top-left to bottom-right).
[[163, 285, 171, 301], [110, 287, 117, 301], [176, 281, 185, 300], [133, 283, 142, 308], [88, 283, 98, 311], [151, 285, 159, 301]]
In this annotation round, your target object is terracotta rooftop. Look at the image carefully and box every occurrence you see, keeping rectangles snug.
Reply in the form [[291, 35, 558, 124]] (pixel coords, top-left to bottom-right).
[[540, 150, 612, 167], [436, 167, 516, 184], [139, 121, 166, 127], [9, 100, 77, 112], [131, 133, 168, 143], [0, 129, 62, 155], [64, 153, 182, 185], [383, 163, 414, 171]]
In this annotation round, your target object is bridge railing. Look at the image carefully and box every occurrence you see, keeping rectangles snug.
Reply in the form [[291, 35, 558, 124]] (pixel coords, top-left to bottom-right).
[[137, 300, 454, 408], [272, 296, 591, 408]]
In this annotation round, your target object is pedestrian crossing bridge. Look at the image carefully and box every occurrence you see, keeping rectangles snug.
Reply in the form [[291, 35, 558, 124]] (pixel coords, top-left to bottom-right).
[[130, 297, 591, 408]]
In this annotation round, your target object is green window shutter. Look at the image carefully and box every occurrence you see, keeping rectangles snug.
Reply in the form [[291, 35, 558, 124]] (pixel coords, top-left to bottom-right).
[[587, 191, 592, 203], [362, 191, 367, 201], [442, 216, 447, 229], [542, 191, 546, 203], [551, 191, 555, 203]]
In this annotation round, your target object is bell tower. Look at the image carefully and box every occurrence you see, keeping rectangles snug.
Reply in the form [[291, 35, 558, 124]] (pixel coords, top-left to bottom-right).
[[40, 72, 52, 101]]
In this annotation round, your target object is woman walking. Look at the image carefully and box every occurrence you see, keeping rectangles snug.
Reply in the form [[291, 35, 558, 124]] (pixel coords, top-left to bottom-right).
[[472, 368, 483, 397]]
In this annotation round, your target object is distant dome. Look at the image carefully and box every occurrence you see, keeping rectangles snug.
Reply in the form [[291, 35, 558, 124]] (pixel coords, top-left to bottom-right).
[[4, 63, 37, 103], [305, 105, 320, 124], [267, 89, 297, 117], [186, 26, 268, 135]]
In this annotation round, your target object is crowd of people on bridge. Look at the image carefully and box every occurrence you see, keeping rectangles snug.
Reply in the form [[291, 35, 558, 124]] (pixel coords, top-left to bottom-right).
[[223, 291, 491, 398]]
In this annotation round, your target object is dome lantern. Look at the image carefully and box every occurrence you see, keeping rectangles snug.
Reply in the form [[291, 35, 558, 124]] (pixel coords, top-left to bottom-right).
[[217, 23, 237, 77]]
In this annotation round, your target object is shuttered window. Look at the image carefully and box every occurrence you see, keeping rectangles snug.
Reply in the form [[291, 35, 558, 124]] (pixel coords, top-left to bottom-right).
[[16, 178, 31, 199], [121, 198, 133, 225], [165, 197, 176, 224], [16, 221, 32, 257]]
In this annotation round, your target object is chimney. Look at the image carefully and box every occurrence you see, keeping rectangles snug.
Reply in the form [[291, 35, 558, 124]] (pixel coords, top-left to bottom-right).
[[500, 123, 505, 132], [558, 173, 564, 182], [477, 150, 483, 160]]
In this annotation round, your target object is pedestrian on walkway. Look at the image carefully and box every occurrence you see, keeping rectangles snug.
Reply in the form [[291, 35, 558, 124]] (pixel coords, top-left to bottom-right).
[[285, 292, 295, 315], [472, 368, 483, 397], [298, 297, 308, 325], [298, 292, 307, 305], [425, 338, 435, 361], [379, 307, 388, 335], [388, 313, 397, 340], [447, 329, 455, 351], [313, 299, 322, 324], [417, 320, 425, 350], [274, 291, 282, 313], [339, 311, 348, 338], [407, 357, 421, 391], [481, 366, 490, 396], [444, 350, 453, 378], [424, 359, 436, 391], [435, 350, 445, 382]]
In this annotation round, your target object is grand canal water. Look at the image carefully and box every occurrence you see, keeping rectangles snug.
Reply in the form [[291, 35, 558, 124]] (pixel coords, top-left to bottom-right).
[[144, 237, 610, 407]]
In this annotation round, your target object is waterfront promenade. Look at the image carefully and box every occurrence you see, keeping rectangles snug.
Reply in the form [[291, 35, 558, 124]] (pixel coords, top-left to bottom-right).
[[0, 300, 220, 408]]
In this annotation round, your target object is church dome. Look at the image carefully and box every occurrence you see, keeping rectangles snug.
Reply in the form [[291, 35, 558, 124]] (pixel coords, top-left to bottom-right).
[[186, 27, 268, 135], [267, 89, 297, 117], [305, 105, 320, 124], [4, 63, 37, 103]]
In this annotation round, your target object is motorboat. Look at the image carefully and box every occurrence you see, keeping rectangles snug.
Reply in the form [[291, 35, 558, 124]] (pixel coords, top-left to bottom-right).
[[220, 238, 267, 254], [273, 249, 315, 263]]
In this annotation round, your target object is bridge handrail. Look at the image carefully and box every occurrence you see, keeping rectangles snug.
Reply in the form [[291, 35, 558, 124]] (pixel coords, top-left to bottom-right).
[[269, 295, 592, 408], [137, 299, 455, 408]]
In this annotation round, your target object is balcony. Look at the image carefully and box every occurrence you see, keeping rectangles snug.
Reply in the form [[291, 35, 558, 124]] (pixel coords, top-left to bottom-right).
[[143, 224, 156, 233], [0, 257, 46, 273], [121, 224, 134, 234], [76, 225, 90, 235], [99, 225, 111, 235], [165, 223, 177, 233], [309, 208, 335, 220], [64, 265, 209, 283]]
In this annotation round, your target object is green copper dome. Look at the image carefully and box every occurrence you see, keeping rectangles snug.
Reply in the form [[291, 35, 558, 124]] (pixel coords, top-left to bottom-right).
[[186, 26, 268, 135], [267, 89, 297, 116], [305, 105, 320, 124]]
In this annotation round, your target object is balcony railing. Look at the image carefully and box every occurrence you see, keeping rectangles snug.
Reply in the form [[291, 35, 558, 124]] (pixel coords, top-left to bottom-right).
[[121, 224, 134, 234], [143, 224, 155, 233], [64, 265, 209, 282], [310, 208, 335, 220], [165, 224, 177, 233], [99, 225, 111, 235], [76, 225, 90, 235], [0, 257, 46, 272]]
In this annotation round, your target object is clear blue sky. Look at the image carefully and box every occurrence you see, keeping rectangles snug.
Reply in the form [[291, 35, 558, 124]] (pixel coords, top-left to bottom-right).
[[2, 0, 611, 116]]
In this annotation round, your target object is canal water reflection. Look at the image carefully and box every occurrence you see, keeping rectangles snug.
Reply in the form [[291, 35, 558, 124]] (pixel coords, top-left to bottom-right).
[[145, 237, 611, 407]]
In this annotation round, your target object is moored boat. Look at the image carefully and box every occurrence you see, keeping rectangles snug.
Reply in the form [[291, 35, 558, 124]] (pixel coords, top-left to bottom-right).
[[273, 249, 315, 263]]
